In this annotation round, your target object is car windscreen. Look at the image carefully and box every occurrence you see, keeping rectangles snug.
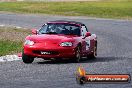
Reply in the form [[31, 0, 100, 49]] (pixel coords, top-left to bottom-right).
[[38, 23, 80, 36]]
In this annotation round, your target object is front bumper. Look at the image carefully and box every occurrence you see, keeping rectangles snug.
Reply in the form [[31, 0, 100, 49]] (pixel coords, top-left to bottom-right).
[[23, 45, 76, 58]]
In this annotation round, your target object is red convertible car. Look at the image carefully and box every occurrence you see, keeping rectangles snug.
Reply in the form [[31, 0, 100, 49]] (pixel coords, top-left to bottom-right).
[[22, 20, 97, 63]]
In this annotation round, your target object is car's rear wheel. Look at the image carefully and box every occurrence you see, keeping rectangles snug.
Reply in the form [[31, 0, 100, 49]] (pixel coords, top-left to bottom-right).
[[89, 42, 97, 59], [73, 46, 81, 63], [22, 52, 34, 64]]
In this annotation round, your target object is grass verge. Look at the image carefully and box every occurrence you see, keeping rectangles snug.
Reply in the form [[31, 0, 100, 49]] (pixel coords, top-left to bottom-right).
[[0, 26, 30, 56], [0, 1, 132, 19]]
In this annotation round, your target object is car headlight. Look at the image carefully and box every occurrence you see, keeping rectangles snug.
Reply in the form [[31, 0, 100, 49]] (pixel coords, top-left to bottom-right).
[[60, 42, 72, 47], [24, 40, 34, 46]]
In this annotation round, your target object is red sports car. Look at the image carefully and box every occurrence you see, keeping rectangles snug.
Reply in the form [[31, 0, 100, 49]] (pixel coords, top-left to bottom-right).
[[22, 20, 97, 63]]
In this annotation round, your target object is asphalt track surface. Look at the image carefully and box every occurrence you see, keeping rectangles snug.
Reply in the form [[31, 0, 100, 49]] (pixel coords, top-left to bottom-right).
[[0, 13, 132, 88]]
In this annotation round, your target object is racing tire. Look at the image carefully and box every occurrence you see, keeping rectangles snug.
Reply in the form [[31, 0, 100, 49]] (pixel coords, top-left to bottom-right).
[[90, 42, 97, 59], [73, 46, 81, 63], [22, 52, 34, 64]]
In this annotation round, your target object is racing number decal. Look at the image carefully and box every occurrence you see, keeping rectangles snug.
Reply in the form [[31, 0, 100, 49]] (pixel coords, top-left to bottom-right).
[[86, 40, 90, 50]]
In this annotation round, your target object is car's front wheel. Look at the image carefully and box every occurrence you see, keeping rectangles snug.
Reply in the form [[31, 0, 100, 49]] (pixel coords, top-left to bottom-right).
[[73, 46, 81, 63], [22, 52, 34, 64]]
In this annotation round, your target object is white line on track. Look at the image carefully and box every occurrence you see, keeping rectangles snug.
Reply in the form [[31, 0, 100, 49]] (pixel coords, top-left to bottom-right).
[[0, 55, 21, 62], [0, 24, 5, 27], [0, 24, 27, 29]]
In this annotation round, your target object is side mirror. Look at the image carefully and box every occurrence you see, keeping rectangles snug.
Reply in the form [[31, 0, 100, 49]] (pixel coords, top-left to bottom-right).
[[85, 32, 91, 37], [32, 29, 37, 35]]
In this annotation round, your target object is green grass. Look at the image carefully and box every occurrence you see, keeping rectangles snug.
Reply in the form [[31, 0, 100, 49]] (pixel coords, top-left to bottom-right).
[[0, 1, 132, 19], [0, 40, 22, 56], [0, 27, 30, 56]]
